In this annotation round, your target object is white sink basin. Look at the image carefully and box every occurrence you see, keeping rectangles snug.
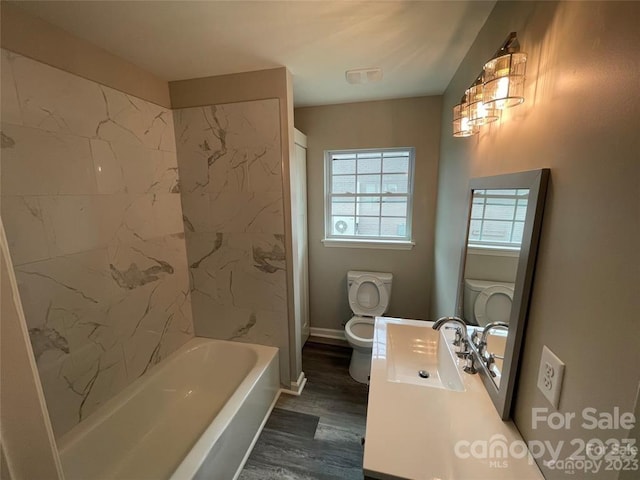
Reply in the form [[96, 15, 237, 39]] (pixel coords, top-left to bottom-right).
[[364, 317, 544, 480], [385, 322, 464, 391]]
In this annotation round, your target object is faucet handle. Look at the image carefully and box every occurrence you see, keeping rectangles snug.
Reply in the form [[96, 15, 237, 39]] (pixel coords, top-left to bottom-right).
[[455, 338, 471, 358], [485, 353, 498, 377], [444, 325, 462, 346], [459, 350, 478, 375], [453, 328, 462, 346], [477, 340, 488, 357]]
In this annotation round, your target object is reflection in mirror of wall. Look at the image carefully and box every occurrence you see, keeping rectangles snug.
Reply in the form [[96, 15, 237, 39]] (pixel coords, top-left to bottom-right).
[[462, 189, 529, 387], [456, 169, 549, 420]]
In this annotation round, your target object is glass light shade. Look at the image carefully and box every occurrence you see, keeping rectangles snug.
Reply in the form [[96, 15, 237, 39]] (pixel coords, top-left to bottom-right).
[[466, 83, 500, 126], [483, 52, 527, 109], [452, 101, 479, 137]]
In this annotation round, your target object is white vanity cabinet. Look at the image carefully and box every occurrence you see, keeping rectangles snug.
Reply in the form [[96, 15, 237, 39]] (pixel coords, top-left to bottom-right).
[[363, 317, 544, 480]]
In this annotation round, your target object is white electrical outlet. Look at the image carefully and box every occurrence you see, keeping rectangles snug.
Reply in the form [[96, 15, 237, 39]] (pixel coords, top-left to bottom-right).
[[537, 345, 565, 409]]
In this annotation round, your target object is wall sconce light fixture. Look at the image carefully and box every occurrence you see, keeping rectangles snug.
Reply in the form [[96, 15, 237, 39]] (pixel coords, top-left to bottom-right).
[[467, 76, 500, 126], [453, 32, 527, 137], [452, 94, 478, 137]]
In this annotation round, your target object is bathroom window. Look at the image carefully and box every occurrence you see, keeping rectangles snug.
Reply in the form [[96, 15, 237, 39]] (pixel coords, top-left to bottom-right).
[[468, 189, 528, 250], [323, 148, 415, 249]]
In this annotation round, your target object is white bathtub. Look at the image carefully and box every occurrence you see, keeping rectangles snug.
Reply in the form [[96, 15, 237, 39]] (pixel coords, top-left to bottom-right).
[[57, 338, 280, 480]]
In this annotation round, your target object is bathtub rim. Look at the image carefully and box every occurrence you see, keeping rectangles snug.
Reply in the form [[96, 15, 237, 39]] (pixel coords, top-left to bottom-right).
[[170, 339, 279, 479], [57, 337, 277, 457]]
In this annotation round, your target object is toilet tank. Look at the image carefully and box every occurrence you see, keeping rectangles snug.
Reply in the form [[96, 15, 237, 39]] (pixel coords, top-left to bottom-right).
[[347, 270, 393, 297]]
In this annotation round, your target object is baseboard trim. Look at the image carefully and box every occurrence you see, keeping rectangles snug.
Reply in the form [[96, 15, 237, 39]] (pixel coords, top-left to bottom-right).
[[281, 371, 307, 396], [309, 327, 348, 346]]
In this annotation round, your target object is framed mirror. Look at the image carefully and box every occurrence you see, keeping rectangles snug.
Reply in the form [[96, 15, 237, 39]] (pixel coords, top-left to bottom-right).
[[456, 169, 549, 419]]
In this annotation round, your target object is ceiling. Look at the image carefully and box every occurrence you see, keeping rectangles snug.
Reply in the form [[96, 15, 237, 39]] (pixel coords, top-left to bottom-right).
[[14, 1, 496, 107]]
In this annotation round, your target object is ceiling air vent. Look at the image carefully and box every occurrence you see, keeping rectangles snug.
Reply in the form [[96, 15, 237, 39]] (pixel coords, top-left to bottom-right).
[[345, 67, 383, 85]]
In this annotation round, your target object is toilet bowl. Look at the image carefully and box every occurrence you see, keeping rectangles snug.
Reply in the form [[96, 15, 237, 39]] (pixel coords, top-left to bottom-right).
[[345, 316, 375, 383], [344, 271, 393, 384], [464, 279, 514, 326], [474, 285, 514, 326]]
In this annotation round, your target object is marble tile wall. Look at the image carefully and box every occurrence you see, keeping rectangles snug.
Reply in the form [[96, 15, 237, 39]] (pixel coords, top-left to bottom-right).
[[0, 49, 194, 438], [174, 99, 291, 384]]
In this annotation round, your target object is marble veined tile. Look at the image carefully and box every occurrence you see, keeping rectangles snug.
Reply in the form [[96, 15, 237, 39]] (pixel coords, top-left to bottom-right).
[[190, 293, 287, 350], [155, 290, 194, 360], [66, 342, 128, 422], [37, 340, 128, 437], [223, 98, 280, 151], [9, 51, 175, 152], [231, 234, 287, 313], [191, 269, 289, 381], [122, 289, 193, 381], [10, 52, 107, 139], [247, 145, 283, 194], [119, 283, 192, 381], [18, 233, 194, 437], [91, 139, 178, 194], [16, 250, 117, 358], [226, 98, 281, 193], [187, 232, 285, 313], [175, 105, 248, 194], [106, 235, 192, 379], [105, 194, 183, 245], [38, 195, 127, 257], [107, 233, 189, 293], [1, 50, 194, 439], [187, 232, 250, 306], [1, 49, 23, 126], [1, 123, 97, 195], [180, 192, 211, 234], [175, 99, 281, 195], [36, 194, 184, 257], [89, 139, 127, 194], [1, 195, 51, 265], [17, 234, 191, 352], [97, 87, 176, 152], [209, 191, 284, 234], [106, 142, 179, 194], [37, 354, 91, 437], [16, 248, 116, 329]]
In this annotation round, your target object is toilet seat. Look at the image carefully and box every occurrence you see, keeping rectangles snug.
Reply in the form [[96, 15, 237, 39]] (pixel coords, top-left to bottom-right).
[[345, 316, 375, 348], [348, 275, 389, 317], [474, 285, 514, 326]]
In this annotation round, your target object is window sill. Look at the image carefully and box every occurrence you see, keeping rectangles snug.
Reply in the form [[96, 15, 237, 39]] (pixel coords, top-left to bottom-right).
[[321, 238, 415, 250], [467, 245, 521, 257]]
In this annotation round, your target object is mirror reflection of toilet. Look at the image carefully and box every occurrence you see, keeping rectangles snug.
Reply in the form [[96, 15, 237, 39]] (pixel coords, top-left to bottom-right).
[[344, 271, 393, 384], [464, 279, 514, 326]]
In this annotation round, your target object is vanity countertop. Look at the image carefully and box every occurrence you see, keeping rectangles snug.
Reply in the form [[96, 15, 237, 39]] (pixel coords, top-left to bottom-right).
[[363, 317, 544, 480]]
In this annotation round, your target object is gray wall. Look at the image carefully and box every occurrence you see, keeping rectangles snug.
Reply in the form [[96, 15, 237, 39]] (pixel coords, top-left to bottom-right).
[[432, 2, 639, 478], [295, 96, 442, 330]]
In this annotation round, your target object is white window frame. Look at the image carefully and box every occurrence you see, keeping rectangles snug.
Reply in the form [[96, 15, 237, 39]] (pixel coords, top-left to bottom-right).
[[467, 188, 528, 254], [322, 147, 415, 249]]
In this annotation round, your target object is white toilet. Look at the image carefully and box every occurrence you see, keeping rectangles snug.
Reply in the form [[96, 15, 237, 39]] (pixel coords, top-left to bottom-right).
[[463, 278, 515, 326], [344, 271, 393, 384]]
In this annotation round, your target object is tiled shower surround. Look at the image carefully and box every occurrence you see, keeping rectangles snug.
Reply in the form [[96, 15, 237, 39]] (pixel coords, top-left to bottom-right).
[[0, 49, 292, 438], [0, 49, 193, 438], [175, 99, 291, 384]]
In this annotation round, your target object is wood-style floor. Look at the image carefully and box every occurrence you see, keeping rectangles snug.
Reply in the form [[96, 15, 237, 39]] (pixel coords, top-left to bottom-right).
[[238, 342, 369, 480]]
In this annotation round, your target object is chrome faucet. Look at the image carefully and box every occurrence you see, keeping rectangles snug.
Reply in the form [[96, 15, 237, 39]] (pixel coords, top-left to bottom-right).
[[477, 321, 509, 357], [432, 316, 470, 357], [433, 316, 477, 374]]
